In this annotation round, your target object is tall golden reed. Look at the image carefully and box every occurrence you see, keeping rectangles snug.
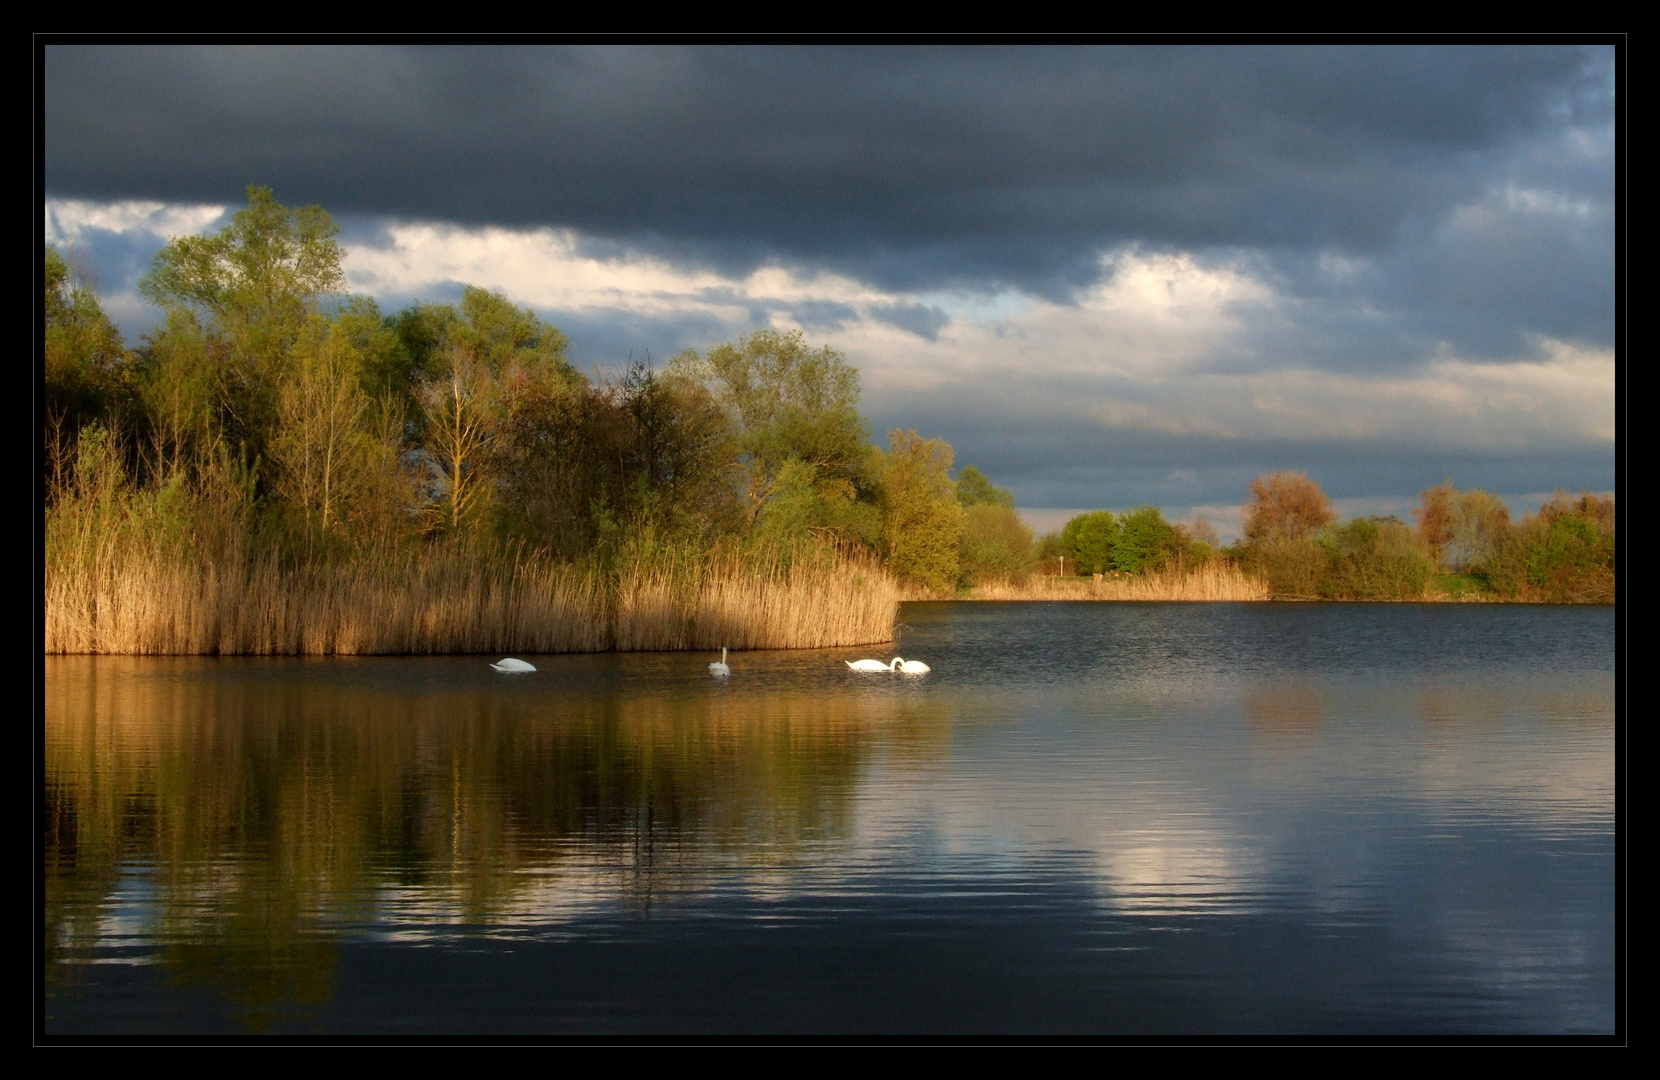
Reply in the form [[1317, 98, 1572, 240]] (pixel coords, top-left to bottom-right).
[[965, 562, 1270, 602], [45, 524, 899, 656]]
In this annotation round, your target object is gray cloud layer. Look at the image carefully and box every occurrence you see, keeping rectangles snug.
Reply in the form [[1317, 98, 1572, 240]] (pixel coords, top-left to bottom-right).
[[45, 47, 1611, 305]]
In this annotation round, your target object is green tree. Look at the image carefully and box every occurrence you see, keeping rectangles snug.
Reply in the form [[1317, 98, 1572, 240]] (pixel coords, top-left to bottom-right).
[[1060, 511, 1116, 574], [880, 429, 962, 592], [1318, 516, 1434, 600], [959, 503, 1034, 585], [270, 319, 372, 534], [139, 186, 345, 460], [44, 247, 129, 490], [419, 345, 502, 532], [955, 466, 1014, 508], [329, 296, 408, 401], [454, 286, 572, 377], [133, 310, 219, 478], [1113, 506, 1181, 574], [758, 458, 881, 548], [613, 362, 736, 536], [673, 329, 867, 524]]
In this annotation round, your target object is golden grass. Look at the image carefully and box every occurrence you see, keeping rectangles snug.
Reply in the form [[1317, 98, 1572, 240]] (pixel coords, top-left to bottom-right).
[[611, 548, 899, 652], [962, 562, 1271, 602], [45, 526, 898, 656]]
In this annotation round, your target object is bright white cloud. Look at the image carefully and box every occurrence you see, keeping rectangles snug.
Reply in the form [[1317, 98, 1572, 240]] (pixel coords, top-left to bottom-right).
[[344, 221, 896, 323], [45, 198, 225, 245]]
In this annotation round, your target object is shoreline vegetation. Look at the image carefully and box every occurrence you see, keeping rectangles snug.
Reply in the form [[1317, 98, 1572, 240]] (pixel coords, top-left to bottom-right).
[[43, 189, 1614, 654], [46, 540, 898, 656]]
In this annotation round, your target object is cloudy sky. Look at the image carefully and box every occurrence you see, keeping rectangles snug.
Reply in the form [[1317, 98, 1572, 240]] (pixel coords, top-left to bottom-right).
[[42, 44, 1617, 537]]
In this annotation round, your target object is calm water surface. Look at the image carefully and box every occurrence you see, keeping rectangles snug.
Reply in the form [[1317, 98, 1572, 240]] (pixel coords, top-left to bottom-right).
[[43, 603, 1615, 1036]]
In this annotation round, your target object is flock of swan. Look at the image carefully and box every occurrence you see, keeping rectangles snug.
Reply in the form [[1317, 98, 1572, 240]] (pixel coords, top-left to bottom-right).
[[488, 648, 929, 678]]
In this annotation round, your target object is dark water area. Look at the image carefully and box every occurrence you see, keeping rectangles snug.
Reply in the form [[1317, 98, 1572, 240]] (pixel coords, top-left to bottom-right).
[[42, 603, 1617, 1037]]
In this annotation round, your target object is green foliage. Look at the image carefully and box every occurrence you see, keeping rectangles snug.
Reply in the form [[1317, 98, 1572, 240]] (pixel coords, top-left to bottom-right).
[[493, 361, 739, 560], [673, 328, 868, 524], [1059, 511, 1116, 574], [1113, 506, 1181, 574], [1242, 536, 1328, 598], [139, 187, 346, 462], [959, 503, 1034, 585], [328, 296, 408, 401], [140, 185, 342, 364], [389, 301, 462, 389], [269, 317, 374, 534], [880, 429, 963, 592], [1431, 573, 1491, 599], [955, 466, 1014, 508], [456, 285, 573, 378], [1524, 516, 1614, 600], [1477, 493, 1614, 602], [1317, 517, 1435, 600], [758, 459, 881, 548], [45, 247, 129, 476], [133, 309, 220, 474]]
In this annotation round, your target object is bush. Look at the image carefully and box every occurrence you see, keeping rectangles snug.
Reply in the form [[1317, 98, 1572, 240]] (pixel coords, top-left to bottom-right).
[[1479, 493, 1615, 603], [1241, 536, 1327, 598], [1113, 506, 1182, 574], [1318, 517, 1434, 600], [1059, 511, 1117, 574], [959, 503, 1035, 585]]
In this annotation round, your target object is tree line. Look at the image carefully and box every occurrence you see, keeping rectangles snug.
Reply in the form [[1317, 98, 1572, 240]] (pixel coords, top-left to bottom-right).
[[43, 187, 1613, 604], [43, 187, 987, 594], [1226, 472, 1614, 602]]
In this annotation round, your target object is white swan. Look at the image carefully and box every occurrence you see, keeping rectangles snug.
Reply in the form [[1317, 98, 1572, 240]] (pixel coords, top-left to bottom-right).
[[710, 648, 730, 677], [490, 658, 536, 673], [845, 658, 891, 672], [891, 657, 930, 674]]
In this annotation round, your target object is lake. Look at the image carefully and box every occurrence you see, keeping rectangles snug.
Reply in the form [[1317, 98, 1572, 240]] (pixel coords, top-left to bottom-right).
[[42, 602, 1616, 1037]]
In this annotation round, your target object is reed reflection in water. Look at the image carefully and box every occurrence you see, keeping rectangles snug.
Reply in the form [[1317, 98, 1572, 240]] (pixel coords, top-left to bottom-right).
[[43, 604, 1615, 1036]]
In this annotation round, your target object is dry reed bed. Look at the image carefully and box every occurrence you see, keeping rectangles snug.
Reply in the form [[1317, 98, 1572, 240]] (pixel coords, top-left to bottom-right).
[[46, 541, 899, 656], [963, 562, 1271, 602]]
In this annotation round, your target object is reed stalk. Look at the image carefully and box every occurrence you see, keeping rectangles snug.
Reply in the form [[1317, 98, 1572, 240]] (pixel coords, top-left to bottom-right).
[[963, 562, 1271, 602], [45, 507, 899, 655]]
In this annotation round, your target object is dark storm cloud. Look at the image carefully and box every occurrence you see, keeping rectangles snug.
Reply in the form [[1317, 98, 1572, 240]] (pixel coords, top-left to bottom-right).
[[44, 44, 1611, 308]]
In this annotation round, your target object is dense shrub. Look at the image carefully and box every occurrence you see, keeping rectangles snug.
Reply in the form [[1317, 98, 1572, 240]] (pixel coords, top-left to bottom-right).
[[1113, 506, 1183, 574], [1318, 517, 1435, 600], [1238, 536, 1327, 598], [1477, 492, 1614, 603], [959, 503, 1035, 585], [1060, 511, 1117, 574]]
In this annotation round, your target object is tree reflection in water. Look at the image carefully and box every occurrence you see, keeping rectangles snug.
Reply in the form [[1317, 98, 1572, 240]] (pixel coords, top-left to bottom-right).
[[44, 655, 949, 1026]]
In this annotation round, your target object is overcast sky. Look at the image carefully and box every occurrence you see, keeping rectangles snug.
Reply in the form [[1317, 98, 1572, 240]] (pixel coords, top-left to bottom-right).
[[42, 44, 1618, 536]]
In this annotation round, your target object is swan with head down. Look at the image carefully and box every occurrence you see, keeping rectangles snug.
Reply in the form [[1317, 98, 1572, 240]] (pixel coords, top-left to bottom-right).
[[845, 658, 890, 672]]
